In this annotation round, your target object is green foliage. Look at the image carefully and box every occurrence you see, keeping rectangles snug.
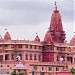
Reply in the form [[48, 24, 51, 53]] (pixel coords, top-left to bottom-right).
[[70, 67, 75, 75], [10, 70, 24, 75], [18, 72, 24, 75], [10, 70, 17, 75]]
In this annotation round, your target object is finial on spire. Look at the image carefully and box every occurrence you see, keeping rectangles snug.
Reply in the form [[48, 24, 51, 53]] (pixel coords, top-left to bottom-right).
[[54, 1, 57, 10], [48, 27, 50, 31], [36, 32, 38, 36], [5, 28, 8, 32], [74, 32, 75, 35]]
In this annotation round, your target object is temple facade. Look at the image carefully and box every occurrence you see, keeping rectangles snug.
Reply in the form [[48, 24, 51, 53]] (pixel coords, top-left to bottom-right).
[[0, 2, 74, 75]]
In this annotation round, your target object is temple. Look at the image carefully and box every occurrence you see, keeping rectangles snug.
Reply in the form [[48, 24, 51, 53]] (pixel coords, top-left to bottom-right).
[[49, 2, 66, 43], [0, 2, 74, 75]]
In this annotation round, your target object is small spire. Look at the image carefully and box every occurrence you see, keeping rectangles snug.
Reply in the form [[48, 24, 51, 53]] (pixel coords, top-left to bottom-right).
[[34, 32, 40, 42], [54, 1, 57, 10]]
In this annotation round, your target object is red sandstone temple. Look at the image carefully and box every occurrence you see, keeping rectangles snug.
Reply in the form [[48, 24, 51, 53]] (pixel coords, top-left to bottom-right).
[[0, 2, 74, 75]]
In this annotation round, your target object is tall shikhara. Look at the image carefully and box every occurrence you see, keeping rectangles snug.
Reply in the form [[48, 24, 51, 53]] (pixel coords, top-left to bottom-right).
[[43, 2, 66, 62], [49, 2, 66, 43]]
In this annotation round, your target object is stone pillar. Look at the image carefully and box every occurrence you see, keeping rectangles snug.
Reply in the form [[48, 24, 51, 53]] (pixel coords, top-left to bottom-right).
[[72, 55, 75, 63], [9, 53, 11, 60], [23, 52, 25, 61], [64, 54, 67, 63]]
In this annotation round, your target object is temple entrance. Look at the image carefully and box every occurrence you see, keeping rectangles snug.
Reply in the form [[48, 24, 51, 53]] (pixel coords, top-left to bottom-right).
[[13, 62, 27, 75]]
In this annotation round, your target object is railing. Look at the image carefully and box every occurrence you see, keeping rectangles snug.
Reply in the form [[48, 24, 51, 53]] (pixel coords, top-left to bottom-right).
[[0, 60, 26, 64], [0, 60, 74, 66], [29, 61, 73, 67]]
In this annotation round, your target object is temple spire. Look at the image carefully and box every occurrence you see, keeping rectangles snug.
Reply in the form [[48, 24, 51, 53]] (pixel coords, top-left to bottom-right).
[[49, 1, 66, 43], [34, 32, 40, 42]]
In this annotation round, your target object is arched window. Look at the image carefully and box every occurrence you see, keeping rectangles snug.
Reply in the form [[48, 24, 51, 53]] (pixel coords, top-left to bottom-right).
[[57, 55, 59, 61], [5, 54, 9, 60], [56, 67, 59, 71], [18, 45, 22, 48], [38, 54, 41, 61], [11, 53, 14, 60], [30, 45, 32, 49], [25, 54, 28, 60], [42, 66, 44, 71], [68, 47, 71, 51], [34, 45, 37, 49], [30, 54, 32, 60], [34, 54, 37, 60], [48, 66, 52, 71], [39, 46, 41, 49], [25, 45, 28, 48]]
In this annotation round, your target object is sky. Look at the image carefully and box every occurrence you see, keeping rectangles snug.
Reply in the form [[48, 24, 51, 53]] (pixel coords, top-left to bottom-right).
[[0, 0, 74, 42]]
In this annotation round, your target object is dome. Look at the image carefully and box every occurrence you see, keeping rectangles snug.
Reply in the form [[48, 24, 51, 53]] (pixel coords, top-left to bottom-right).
[[34, 35, 40, 42], [70, 35, 75, 44], [4, 32, 11, 40], [44, 30, 53, 44]]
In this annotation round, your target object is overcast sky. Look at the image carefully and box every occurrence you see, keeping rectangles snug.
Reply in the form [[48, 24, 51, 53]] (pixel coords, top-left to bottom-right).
[[0, 0, 74, 42]]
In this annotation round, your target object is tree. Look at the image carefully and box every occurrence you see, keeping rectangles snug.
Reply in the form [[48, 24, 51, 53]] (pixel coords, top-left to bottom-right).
[[71, 67, 75, 75], [10, 70, 18, 75], [10, 70, 24, 75], [18, 72, 24, 75]]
